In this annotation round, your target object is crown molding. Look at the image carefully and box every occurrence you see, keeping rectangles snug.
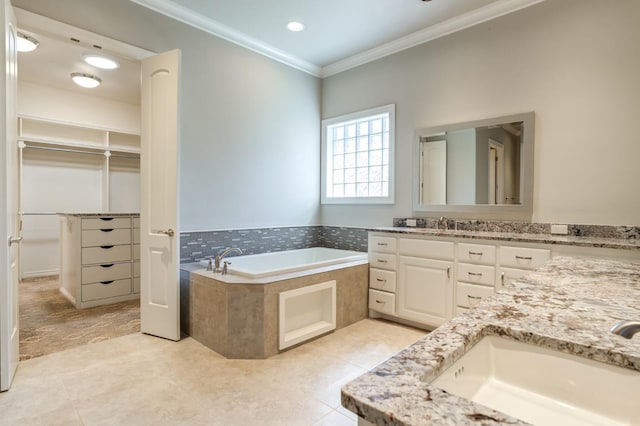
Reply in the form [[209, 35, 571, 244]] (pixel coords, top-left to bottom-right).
[[130, 0, 544, 79], [129, 0, 322, 77], [320, 0, 545, 78]]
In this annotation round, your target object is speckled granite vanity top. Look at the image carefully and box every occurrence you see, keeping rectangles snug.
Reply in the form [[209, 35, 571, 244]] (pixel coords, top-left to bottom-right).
[[342, 257, 640, 425], [370, 226, 640, 250]]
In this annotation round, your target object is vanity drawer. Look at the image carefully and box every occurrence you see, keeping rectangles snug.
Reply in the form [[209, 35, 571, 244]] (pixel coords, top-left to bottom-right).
[[457, 243, 496, 265], [82, 217, 131, 230], [82, 245, 132, 265], [369, 289, 395, 315], [398, 238, 454, 260], [369, 268, 396, 293], [455, 306, 470, 317], [82, 228, 131, 247], [499, 246, 550, 269], [82, 263, 132, 284], [456, 263, 495, 286], [456, 282, 494, 308], [368, 252, 396, 270], [368, 235, 397, 253], [499, 267, 532, 288], [81, 278, 132, 302], [133, 217, 140, 228]]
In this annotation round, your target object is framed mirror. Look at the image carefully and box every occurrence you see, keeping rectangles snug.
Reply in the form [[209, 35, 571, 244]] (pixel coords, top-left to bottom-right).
[[413, 112, 534, 220]]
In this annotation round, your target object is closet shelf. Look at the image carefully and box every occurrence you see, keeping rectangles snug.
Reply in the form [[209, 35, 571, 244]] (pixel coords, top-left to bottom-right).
[[19, 138, 140, 157]]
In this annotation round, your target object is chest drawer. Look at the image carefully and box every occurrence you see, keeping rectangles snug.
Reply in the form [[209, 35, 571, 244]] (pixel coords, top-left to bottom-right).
[[82, 217, 131, 230], [369, 289, 395, 315], [369, 268, 396, 292], [457, 243, 496, 265], [456, 263, 496, 287], [82, 263, 132, 284], [456, 282, 495, 308], [82, 279, 132, 302], [368, 235, 397, 253], [82, 245, 132, 265], [369, 252, 396, 270], [133, 217, 140, 228], [499, 246, 550, 269], [398, 238, 454, 260], [82, 228, 131, 247]]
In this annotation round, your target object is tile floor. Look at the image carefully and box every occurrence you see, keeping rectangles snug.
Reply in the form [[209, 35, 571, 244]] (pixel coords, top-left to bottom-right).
[[0, 318, 426, 425]]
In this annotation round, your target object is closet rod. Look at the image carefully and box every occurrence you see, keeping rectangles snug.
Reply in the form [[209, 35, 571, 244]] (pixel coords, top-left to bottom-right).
[[21, 212, 58, 216], [22, 144, 140, 159]]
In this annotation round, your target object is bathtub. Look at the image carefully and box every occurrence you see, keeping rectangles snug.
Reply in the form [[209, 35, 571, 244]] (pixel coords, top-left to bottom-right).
[[199, 247, 367, 279]]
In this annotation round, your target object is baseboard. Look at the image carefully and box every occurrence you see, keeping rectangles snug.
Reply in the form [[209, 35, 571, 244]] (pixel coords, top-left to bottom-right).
[[21, 269, 59, 280]]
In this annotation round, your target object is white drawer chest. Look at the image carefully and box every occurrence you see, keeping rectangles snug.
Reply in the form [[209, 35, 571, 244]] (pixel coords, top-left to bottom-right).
[[59, 213, 140, 308]]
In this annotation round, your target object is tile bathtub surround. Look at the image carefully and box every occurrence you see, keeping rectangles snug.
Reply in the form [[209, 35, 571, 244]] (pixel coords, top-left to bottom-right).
[[182, 263, 369, 359], [180, 225, 368, 263], [392, 217, 640, 239], [342, 256, 640, 425]]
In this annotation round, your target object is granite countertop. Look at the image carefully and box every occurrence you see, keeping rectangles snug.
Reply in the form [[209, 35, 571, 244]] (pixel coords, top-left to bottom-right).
[[370, 226, 640, 251], [57, 212, 140, 217], [342, 256, 640, 425]]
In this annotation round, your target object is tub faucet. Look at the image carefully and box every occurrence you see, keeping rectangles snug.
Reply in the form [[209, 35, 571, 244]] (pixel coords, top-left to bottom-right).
[[610, 320, 640, 339], [214, 247, 243, 273]]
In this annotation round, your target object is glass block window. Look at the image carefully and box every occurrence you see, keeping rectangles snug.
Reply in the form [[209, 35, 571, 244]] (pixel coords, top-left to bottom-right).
[[321, 104, 395, 204]]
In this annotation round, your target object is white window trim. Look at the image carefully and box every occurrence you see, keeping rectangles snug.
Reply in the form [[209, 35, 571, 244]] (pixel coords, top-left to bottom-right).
[[321, 104, 395, 205]]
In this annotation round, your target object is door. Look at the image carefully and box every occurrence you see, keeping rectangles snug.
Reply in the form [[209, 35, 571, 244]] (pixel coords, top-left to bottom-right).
[[140, 49, 180, 341], [1, 0, 19, 391], [397, 256, 452, 328]]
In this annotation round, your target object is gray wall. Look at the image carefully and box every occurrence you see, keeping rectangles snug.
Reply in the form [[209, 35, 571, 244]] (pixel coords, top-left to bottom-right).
[[13, 0, 322, 232], [321, 0, 640, 226]]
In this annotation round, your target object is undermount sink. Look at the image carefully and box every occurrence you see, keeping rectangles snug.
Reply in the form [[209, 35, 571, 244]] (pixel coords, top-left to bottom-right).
[[431, 335, 640, 425]]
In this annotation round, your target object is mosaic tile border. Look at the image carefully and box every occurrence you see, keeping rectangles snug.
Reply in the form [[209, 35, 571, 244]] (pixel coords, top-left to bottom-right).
[[180, 226, 368, 264], [392, 218, 640, 240]]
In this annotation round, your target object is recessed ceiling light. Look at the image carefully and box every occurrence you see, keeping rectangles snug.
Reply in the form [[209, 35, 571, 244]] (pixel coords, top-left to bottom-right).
[[70, 72, 101, 88], [84, 55, 119, 70], [287, 21, 305, 32], [17, 32, 39, 52]]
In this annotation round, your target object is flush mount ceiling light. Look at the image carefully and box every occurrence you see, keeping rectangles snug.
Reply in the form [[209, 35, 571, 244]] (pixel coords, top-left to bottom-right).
[[286, 21, 305, 32], [70, 72, 102, 88], [17, 32, 39, 52], [84, 54, 119, 70]]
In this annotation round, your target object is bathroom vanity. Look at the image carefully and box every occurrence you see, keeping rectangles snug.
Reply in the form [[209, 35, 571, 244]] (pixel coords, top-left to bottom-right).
[[347, 228, 640, 425], [58, 213, 140, 308]]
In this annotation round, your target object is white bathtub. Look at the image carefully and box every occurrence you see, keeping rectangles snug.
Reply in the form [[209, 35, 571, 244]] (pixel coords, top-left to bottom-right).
[[199, 247, 367, 279]]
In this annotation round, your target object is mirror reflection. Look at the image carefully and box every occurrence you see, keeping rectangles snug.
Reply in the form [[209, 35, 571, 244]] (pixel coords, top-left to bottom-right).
[[419, 120, 523, 205]]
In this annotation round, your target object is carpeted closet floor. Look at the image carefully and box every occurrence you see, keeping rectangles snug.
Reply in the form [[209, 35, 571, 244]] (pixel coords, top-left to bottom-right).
[[19, 276, 140, 360]]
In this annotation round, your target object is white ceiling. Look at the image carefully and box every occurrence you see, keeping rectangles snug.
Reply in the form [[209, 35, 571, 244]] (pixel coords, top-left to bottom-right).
[[15, 0, 544, 105]]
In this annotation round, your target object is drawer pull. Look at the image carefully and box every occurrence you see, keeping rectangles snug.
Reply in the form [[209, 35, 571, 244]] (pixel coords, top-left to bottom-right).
[[377, 242, 388, 246], [376, 278, 387, 283], [100, 218, 115, 221], [100, 264, 115, 268], [468, 251, 483, 256], [447, 266, 451, 279], [100, 280, 114, 285], [100, 228, 114, 233], [515, 255, 532, 260], [377, 259, 388, 263], [375, 299, 386, 305], [468, 272, 482, 277], [501, 272, 505, 286], [467, 295, 482, 300], [100, 245, 114, 249]]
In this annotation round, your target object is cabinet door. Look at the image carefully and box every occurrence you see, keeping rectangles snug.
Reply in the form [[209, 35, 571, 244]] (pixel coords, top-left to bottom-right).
[[398, 256, 452, 328]]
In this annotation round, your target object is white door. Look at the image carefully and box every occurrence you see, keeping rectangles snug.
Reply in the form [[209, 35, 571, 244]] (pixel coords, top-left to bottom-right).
[[1, 0, 19, 392], [140, 49, 181, 341], [488, 139, 504, 205], [397, 256, 452, 328], [420, 140, 446, 205]]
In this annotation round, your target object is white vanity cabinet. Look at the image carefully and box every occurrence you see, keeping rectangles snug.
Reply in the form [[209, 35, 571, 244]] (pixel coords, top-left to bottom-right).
[[59, 213, 140, 308], [368, 235, 397, 315], [397, 239, 454, 327], [455, 243, 497, 316], [498, 246, 550, 288]]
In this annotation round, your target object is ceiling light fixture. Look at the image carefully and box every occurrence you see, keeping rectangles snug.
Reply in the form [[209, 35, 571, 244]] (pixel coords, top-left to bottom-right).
[[17, 32, 39, 52], [70, 72, 102, 88], [84, 55, 119, 70], [286, 21, 305, 32]]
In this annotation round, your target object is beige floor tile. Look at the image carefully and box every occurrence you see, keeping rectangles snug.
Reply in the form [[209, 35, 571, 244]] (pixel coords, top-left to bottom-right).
[[0, 318, 423, 425]]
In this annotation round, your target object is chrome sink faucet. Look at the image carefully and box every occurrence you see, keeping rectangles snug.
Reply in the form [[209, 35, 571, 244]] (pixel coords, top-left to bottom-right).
[[610, 320, 640, 339], [214, 247, 242, 273]]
